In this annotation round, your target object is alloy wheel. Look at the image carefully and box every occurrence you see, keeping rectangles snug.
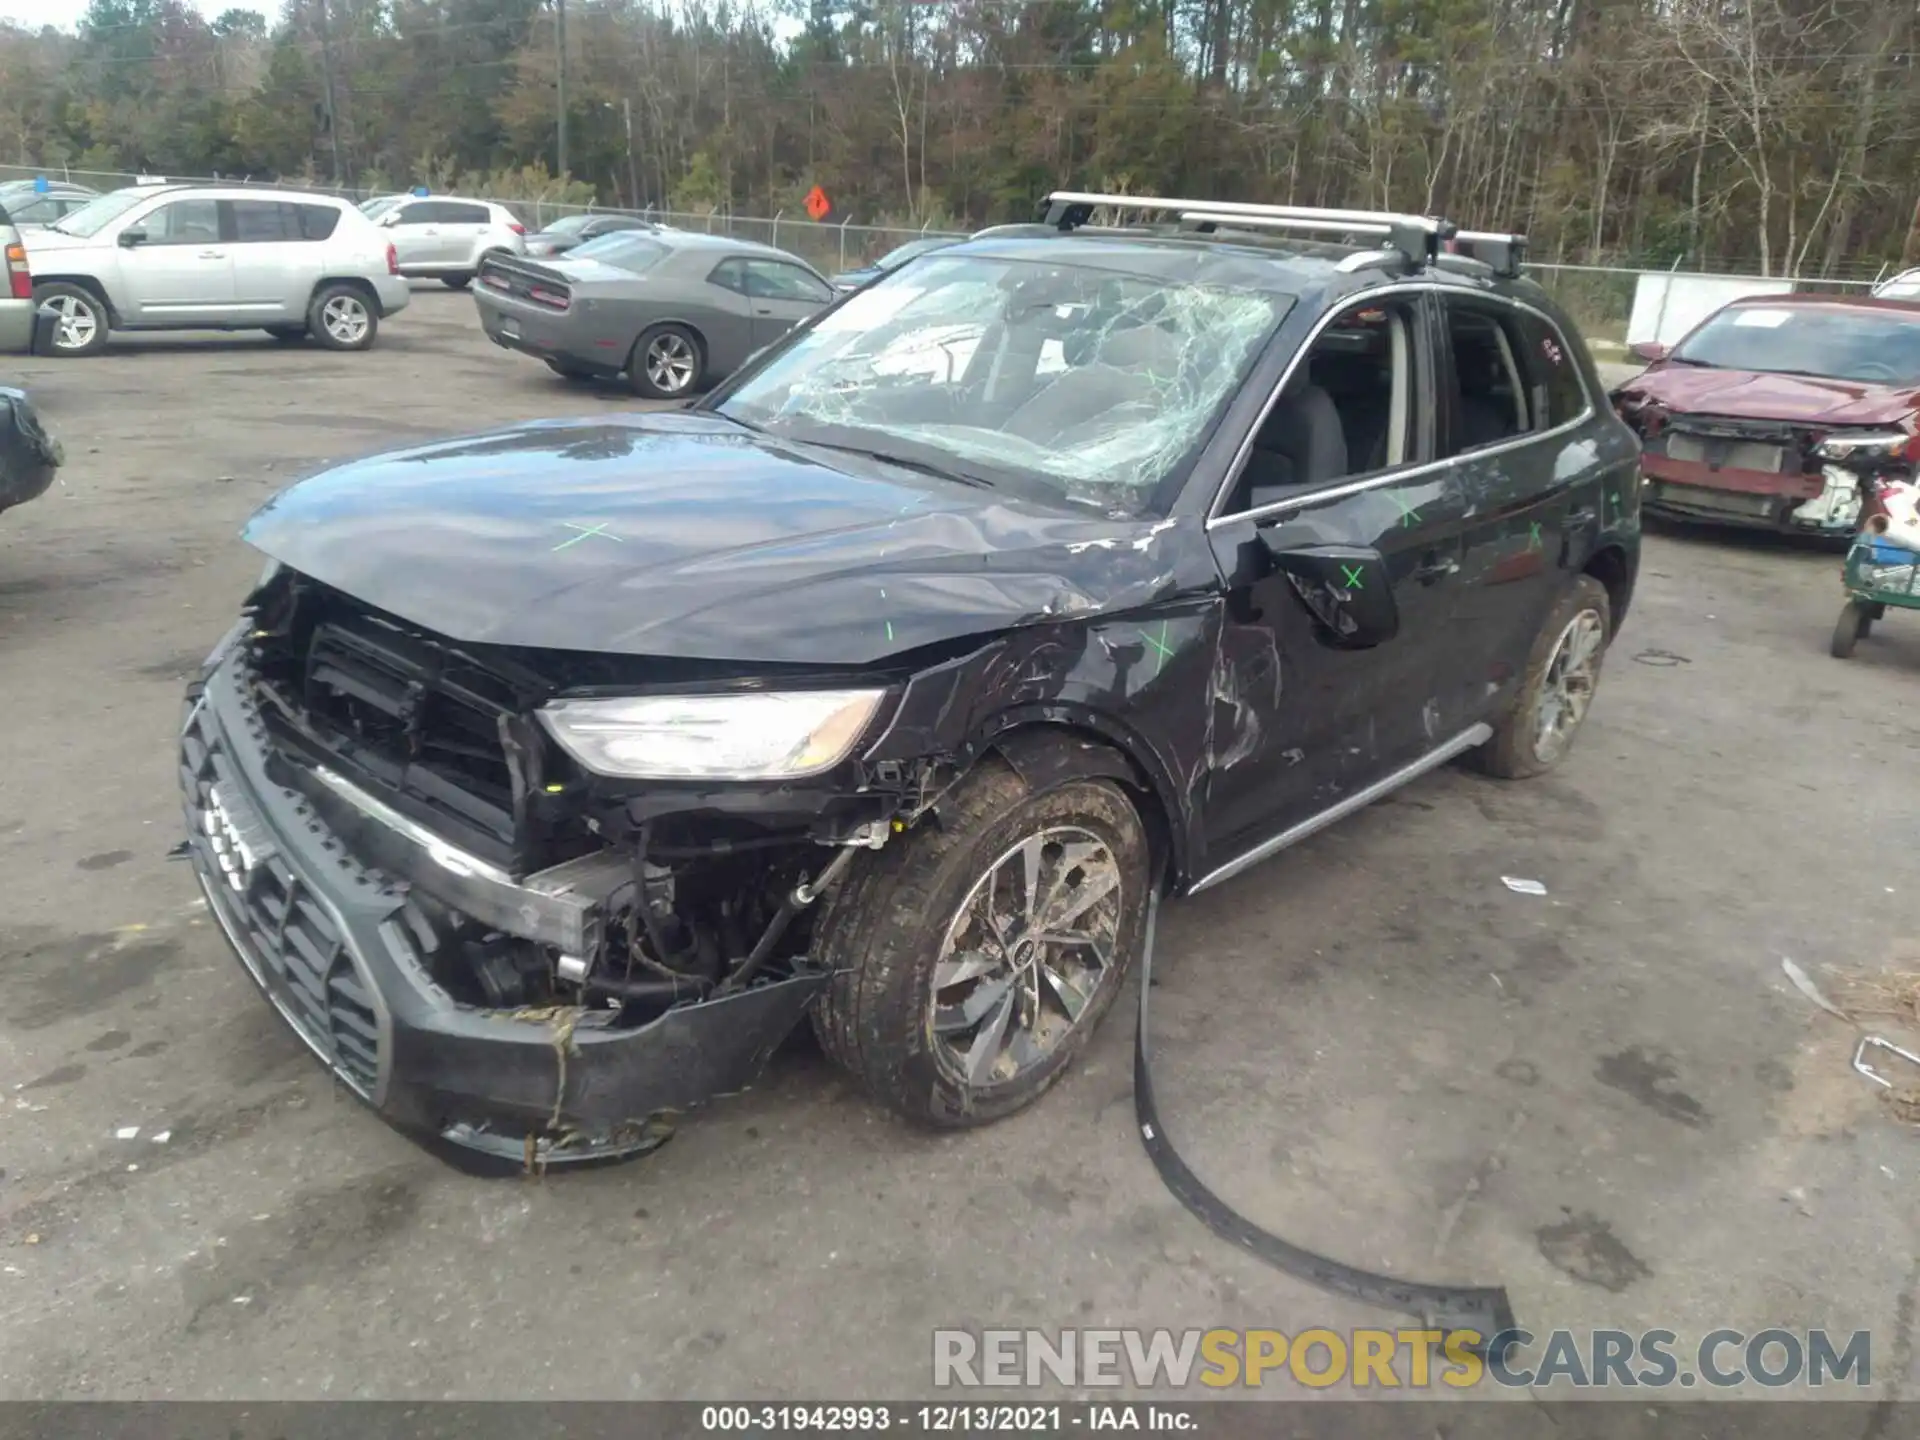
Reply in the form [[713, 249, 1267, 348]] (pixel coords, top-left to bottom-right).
[[645, 332, 697, 394], [928, 825, 1124, 1089], [1533, 608, 1605, 763], [321, 295, 370, 346], [49, 294, 100, 352]]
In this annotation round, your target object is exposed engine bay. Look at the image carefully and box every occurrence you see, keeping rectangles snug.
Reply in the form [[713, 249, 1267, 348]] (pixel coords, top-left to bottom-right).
[[236, 566, 939, 1026]]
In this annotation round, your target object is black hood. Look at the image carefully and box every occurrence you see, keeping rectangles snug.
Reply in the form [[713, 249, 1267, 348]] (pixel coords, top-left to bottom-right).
[[241, 413, 1204, 666]]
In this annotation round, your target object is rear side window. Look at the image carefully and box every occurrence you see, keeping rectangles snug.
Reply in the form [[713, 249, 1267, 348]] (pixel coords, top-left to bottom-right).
[[292, 203, 340, 240], [708, 258, 747, 293], [444, 202, 492, 225], [1519, 311, 1590, 426], [227, 201, 341, 243], [1439, 297, 1542, 456], [229, 200, 288, 242]]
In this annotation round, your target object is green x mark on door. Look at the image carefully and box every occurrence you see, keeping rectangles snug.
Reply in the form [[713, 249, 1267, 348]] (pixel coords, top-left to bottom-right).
[[1340, 563, 1366, 589], [1144, 621, 1176, 679], [1390, 492, 1421, 528], [553, 521, 623, 551], [1528, 521, 1543, 551]]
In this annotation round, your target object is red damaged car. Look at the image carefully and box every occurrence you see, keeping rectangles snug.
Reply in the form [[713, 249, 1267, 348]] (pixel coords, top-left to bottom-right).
[[1612, 293, 1920, 534]]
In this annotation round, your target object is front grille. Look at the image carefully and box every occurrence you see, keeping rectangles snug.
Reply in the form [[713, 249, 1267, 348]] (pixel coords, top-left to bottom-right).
[[1653, 412, 1810, 478], [1648, 482, 1779, 518], [181, 703, 383, 1096], [254, 600, 525, 866], [1662, 434, 1787, 473]]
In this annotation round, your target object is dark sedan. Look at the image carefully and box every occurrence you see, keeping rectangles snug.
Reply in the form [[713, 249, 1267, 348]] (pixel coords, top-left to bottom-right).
[[826, 235, 959, 292], [522, 212, 660, 258], [473, 228, 835, 399]]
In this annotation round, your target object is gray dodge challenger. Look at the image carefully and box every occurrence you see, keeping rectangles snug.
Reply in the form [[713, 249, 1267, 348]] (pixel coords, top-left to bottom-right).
[[474, 229, 837, 398]]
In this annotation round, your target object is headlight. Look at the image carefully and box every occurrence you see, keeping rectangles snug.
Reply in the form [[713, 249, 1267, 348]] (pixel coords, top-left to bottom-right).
[[1814, 431, 1914, 462], [537, 690, 886, 780]]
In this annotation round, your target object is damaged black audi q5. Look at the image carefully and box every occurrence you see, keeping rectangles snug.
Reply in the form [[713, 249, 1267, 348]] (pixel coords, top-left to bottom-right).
[[180, 192, 1642, 1166]]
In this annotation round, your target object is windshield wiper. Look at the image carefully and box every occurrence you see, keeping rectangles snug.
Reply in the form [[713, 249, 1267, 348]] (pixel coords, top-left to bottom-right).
[[792, 437, 995, 489]]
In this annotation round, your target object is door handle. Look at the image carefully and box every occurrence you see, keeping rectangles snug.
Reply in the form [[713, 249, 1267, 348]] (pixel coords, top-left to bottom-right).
[[754, 307, 774, 316], [197, 250, 225, 259]]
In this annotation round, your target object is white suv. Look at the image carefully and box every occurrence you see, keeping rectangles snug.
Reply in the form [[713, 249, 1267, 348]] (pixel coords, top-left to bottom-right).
[[24, 184, 410, 357], [360, 194, 527, 288]]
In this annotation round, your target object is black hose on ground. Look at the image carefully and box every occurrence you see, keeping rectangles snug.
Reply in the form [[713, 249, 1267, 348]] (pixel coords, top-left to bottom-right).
[[1131, 890, 1520, 1361]]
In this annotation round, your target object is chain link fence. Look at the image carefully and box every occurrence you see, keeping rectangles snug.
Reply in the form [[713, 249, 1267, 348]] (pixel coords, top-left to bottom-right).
[[2, 162, 1898, 340]]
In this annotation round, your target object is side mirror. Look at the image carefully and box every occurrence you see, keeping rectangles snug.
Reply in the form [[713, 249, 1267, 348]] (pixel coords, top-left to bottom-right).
[[1261, 539, 1400, 648], [117, 228, 148, 249], [1628, 340, 1669, 364]]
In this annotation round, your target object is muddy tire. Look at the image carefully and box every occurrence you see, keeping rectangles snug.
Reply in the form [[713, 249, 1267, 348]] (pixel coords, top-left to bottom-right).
[[1469, 575, 1612, 780], [811, 755, 1151, 1129], [1831, 600, 1867, 659]]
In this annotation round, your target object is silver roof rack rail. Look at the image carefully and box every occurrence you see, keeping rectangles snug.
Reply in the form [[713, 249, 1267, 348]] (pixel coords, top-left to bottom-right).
[[1035, 191, 1527, 278]]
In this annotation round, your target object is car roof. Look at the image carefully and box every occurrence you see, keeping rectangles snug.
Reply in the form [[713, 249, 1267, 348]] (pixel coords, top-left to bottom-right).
[[934, 226, 1556, 317], [1717, 291, 1920, 319], [0, 178, 92, 193], [659, 229, 819, 266], [96, 183, 356, 207], [393, 193, 502, 207]]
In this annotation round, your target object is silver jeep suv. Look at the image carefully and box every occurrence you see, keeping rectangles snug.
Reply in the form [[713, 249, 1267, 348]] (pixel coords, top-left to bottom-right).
[[359, 194, 528, 288], [24, 184, 411, 356]]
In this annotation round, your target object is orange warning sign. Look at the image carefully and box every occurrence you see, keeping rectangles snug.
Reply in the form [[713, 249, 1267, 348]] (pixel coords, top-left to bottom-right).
[[805, 185, 832, 222]]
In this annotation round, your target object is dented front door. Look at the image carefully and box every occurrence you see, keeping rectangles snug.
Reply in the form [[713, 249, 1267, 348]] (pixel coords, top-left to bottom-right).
[[1193, 290, 1468, 880], [1198, 467, 1467, 876]]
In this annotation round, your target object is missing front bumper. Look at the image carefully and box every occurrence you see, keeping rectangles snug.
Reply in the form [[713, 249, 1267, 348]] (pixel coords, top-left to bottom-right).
[[179, 659, 828, 1166]]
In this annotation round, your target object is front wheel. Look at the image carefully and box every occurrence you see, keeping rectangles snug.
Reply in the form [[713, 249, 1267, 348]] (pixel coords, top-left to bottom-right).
[[811, 756, 1151, 1129], [442, 274, 473, 291], [32, 283, 109, 357], [1469, 575, 1612, 779], [628, 323, 702, 400], [1831, 600, 1867, 658], [307, 283, 378, 351]]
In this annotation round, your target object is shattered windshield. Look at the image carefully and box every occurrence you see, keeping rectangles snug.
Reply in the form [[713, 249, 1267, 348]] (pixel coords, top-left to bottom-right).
[[712, 253, 1291, 515]]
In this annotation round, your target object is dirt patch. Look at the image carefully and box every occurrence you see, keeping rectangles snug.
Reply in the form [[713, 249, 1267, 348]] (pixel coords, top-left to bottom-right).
[[1536, 1211, 1653, 1292], [2, 927, 182, 1030], [1594, 1044, 1710, 1129]]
